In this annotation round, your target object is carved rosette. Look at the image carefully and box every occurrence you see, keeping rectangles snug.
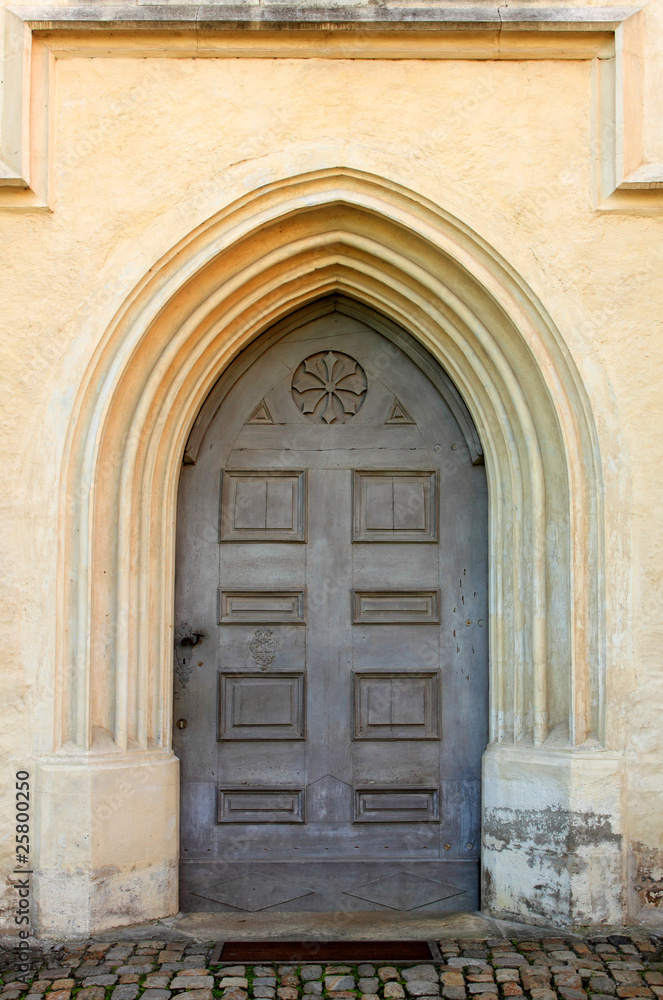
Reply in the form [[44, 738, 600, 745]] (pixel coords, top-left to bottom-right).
[[250, 627, 279, 669], [292, 350, 368, 424]]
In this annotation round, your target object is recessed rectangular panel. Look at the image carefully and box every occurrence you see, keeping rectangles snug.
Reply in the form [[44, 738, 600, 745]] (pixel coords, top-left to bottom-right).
[[352, 590, 440, 624], [219, 590, 306, 624], [218, 787, 305, 823], [353, 471, 438, 542], [354, 787, 439, 823], [219, 672, 305, 740], [220, 470, 306, 541], [353, 671, 440, 740]]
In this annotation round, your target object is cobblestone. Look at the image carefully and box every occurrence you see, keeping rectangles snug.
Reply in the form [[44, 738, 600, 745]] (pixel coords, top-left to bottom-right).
[[405, 983, 440, 997], [403, 970, 437, 984], [324, 979, 354, 993], [0, 929, 662, 1000], [380, 971, 401, 984], [112, 987, 140, 1000]]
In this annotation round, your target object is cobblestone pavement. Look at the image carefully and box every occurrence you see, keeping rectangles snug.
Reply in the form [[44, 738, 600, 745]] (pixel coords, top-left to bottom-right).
[[1, 933, 662, 1000]]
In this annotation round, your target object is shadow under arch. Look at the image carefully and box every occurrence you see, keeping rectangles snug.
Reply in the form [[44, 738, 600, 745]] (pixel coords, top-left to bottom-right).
[[46, 166, 611, 932]]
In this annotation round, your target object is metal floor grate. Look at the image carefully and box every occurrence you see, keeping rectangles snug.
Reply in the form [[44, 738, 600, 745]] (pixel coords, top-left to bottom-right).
[[211, 940, 441, 963]]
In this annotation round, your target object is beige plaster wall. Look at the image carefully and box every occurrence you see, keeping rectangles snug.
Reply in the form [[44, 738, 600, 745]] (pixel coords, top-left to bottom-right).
[[1, 8, 662, 932]]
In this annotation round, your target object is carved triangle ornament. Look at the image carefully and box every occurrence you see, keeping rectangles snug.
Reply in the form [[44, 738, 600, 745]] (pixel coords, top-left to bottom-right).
[[247, 399, 274, 424], [385, 396, 415, 425]]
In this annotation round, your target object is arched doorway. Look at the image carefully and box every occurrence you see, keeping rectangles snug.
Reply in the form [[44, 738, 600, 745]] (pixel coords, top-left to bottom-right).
[[174, 296, 488, 913], [45, 169, 616, 936]]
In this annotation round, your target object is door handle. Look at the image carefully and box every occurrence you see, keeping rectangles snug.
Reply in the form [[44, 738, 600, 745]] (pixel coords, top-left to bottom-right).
[[180, 631, 205, 647]]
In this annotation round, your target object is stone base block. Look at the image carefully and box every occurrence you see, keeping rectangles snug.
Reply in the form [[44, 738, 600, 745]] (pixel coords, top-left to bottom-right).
[[34, 750, 179, 936], [482, 743, 625, 926]]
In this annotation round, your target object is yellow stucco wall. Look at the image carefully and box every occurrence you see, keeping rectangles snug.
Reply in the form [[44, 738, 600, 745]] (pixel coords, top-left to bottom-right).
[[1, 3, 663, 933]]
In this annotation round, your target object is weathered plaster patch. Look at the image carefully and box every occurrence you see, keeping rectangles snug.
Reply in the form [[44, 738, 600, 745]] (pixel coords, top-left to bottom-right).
[[632, 842, 663, 908], [483, 804, 623, 926], [484, 805, 622, 856]]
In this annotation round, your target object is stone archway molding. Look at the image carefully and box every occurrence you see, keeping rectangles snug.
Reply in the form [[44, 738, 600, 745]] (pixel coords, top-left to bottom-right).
[[36, 168, 624, 935]]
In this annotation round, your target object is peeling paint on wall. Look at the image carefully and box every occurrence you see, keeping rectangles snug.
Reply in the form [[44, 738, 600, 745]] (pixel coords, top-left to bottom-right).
[[632, 842, 663, 908], [485, 806, 622, 855], [481, 748, 626, 927]]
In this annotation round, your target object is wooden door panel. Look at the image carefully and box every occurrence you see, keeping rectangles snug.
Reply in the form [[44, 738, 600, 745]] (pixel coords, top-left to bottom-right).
[[176, 309, 488, 913], [352, 590, 440, 624], [353, 672, 441, 740], [218, 672, 306, 741], [353, 470, 438, 542], [217, 787, 306, 824], [219, 590, 307, 624], [220, 470, 307, 541], [354, 787, 440, 823]]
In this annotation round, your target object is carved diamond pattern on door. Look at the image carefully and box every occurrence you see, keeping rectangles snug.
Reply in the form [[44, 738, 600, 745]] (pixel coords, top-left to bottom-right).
[[176, 307, 488, 913], [192, 872, 315, 911], [342, 870, 467, 910]]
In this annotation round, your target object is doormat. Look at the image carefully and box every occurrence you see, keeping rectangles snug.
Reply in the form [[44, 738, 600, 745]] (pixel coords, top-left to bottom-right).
[[212, 940, 439, 963]]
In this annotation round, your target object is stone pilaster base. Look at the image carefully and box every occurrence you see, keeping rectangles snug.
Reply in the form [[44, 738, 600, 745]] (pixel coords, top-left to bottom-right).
[[482, 743, 625, 926], [34, 750, 179, 936]]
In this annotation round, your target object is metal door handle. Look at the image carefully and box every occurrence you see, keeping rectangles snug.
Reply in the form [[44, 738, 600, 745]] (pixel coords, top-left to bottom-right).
[[180, 631, 205, 647]]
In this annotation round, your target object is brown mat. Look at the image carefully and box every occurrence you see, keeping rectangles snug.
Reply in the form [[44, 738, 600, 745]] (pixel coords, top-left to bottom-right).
[[214, 940, 437, 962]]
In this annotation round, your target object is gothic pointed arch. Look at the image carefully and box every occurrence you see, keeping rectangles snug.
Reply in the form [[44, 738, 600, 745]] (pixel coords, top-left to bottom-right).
[[47, 167, 613, 931]]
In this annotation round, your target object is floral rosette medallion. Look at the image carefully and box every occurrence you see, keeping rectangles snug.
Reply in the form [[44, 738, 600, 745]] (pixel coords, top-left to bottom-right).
[[291, 350, 368, 424]]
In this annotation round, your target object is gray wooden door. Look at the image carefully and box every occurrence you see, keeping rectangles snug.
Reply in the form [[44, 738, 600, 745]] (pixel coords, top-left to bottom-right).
[[175, 301, 488, 914]]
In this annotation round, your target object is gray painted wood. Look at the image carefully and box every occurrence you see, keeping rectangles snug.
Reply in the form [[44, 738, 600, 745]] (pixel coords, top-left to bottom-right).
[[175, 307, 488, 913]]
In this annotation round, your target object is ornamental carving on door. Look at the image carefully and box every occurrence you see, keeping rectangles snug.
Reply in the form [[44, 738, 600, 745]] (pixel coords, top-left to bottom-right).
[[249, 627, 279, 668], [291, 350, 367, 424]]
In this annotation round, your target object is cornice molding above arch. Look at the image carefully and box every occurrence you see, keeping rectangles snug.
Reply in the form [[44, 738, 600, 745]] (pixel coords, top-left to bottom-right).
[[0, 3, 660, 210]]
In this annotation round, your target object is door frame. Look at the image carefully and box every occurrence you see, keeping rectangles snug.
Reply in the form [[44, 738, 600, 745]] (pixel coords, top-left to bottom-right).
[[41, 168, 623, 935]]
